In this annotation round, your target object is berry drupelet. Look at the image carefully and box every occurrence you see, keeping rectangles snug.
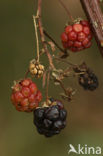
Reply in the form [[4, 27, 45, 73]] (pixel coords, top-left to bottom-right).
[[61, 20, 92, 52], [33, 99, 67, 137], [11, 78, 42, 112]]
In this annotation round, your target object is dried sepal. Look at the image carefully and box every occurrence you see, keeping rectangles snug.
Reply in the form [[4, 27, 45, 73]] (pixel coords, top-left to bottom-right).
[[60, 87, 76, 102]]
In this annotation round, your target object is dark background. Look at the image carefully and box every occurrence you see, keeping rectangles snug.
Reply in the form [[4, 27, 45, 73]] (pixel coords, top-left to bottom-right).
[[0, 0, 103, 156]]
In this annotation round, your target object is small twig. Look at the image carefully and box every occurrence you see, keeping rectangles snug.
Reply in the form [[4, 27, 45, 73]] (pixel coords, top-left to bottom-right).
[[54, 56, 77, 66], [33, 15, 40, 62], [43, 29, 67, 54], [46, 70, 50, 104], [58, 0, 74, 22], [42, 70, 47, 88], [37, 0, 55, 69]]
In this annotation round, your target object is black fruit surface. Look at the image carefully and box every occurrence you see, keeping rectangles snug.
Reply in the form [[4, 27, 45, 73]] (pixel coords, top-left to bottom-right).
[[33, 99, 67, 137]]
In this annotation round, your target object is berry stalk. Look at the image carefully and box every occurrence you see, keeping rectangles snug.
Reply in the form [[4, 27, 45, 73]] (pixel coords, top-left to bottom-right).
[[33, 15, 40, 62]]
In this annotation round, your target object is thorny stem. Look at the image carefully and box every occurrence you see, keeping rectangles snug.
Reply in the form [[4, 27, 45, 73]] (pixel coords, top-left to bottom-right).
[[37, 0, 55, 69], [58, 0, 74, 22], [80, 0, 103, 57], [43, 29, 67, 54], [33, 15, 40, 62]]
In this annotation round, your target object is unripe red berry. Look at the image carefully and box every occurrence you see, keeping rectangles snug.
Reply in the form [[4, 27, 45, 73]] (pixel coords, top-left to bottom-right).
[[11, 78, 42, 112], [61, 20, 92, 52]]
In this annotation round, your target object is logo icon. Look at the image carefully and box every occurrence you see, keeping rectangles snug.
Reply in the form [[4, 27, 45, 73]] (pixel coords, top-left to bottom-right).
[[68, 144, 78, 154]]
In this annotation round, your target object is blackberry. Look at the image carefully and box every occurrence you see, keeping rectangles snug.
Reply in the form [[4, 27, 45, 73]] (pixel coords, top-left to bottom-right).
[[33, 99, 67, 137], [79, 70, 99, 91]]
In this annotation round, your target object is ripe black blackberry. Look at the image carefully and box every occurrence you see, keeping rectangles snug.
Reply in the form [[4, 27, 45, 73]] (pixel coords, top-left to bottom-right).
[[79, 70, 99, 91], [33, 99, 67, 137]]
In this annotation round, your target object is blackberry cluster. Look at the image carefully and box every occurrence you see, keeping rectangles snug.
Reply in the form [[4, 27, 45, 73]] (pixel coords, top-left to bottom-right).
[[33, 99, 67, 137], [79, 70, 99, 91]]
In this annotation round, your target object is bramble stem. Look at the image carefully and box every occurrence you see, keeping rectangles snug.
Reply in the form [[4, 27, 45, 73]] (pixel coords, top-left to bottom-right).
[[37, 0, 55, 69], [80, 0, 103, 57]]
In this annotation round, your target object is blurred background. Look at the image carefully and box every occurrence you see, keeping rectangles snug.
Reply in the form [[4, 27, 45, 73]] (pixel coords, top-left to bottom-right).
[[0, 0, 103, 156]]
